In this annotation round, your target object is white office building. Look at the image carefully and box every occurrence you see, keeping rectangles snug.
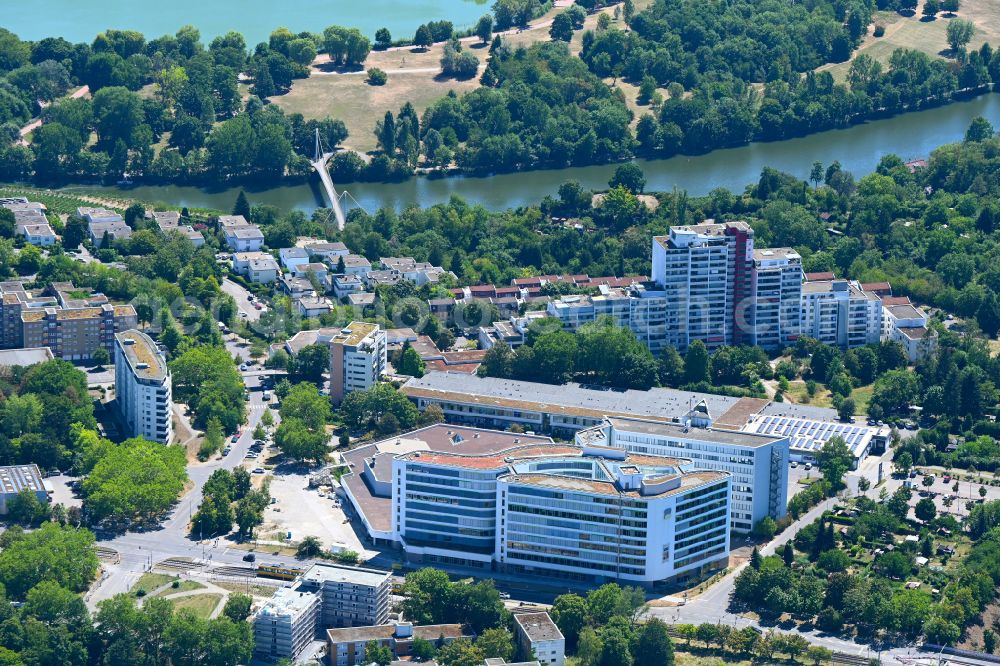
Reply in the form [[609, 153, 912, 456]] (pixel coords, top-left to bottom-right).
[[114, 329, 172, 443], [749, 248, 802, 350], [325, 322, 387, 403], [392, 442, 731, 586], [575, 416, 788, 533]]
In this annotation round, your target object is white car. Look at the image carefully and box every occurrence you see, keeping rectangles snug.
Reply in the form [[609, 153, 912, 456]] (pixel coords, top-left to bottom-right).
[[252, 467, 265, 474]]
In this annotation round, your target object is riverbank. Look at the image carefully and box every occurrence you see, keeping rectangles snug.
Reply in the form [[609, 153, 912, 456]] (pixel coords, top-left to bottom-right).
[[30, 91, 1000, 216]]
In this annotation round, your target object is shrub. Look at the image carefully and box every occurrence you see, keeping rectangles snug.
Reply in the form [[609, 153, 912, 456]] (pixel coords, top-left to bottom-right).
[[873, 23, 886, 37], [367, 68, 388, 86]]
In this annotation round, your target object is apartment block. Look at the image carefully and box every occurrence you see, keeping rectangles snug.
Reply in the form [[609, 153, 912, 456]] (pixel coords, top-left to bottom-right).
[[114, 330, 173, 443], [576, 416, 788, 533], [651, 221, 753, 351], [881, 297, 936, 361], [327, 622, 469, 666], [392, 442, 731, 585], [253, 587, 320, 660], [800, 278, 882, 348], [749, 248, 803, 350], [379, 257, 453, 286], [326, 322, 387, 403], [18, 300, 137, 361], [297, 563, 392, 628], [513, 613, 564, 666]]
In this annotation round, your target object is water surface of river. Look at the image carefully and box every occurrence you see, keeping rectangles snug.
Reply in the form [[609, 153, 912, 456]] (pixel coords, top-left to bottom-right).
[[4, 0, 488, 45], [64, 93, 1000, 214]]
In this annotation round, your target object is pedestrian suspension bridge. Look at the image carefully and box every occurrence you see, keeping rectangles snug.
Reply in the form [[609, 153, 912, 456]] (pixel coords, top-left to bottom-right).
[[311, 128, 347, 231]]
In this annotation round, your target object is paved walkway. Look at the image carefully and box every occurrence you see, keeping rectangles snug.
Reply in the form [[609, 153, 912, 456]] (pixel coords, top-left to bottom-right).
[[18, 85, 89, 145]]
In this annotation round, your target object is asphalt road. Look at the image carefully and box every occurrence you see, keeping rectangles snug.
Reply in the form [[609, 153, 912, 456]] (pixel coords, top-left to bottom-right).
[[222, 277, 263, 323]]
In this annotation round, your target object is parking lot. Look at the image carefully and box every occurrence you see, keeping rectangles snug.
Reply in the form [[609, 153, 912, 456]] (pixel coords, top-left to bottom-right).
[[906, 468, 1000, 519], [258, 469, 374, 558], [46, 473, 83, 509]]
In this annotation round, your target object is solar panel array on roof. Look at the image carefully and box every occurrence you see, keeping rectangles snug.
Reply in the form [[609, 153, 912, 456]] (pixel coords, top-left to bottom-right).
[[744, 415, 873, 458]]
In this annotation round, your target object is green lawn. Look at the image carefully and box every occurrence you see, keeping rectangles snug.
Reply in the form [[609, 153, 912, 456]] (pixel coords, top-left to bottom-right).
[[131, 573, 177, 595], [170, 593, 223, 619], [784, 381, 874, 415], [820, 0, 1000, 82], [155, 580, 205, 597]]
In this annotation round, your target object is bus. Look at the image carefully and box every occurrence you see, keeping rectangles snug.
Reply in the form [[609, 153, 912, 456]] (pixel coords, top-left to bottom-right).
[[256, 564, 305, 581]]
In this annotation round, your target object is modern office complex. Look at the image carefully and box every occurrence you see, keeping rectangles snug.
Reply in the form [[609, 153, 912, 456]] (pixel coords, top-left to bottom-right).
[[392, 442, 731, 585], [338, 424, 731, 587], [575, 416, 788, 533], [114, 330, 173, 443], [252, 563, 393, 661], [326, 322, 387, 403], [401, 371, 742, 436], [0, 281, 137, 360]]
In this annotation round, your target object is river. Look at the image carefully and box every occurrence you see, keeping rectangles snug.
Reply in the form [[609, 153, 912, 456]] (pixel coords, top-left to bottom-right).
[[4, 0, 489, 45], [63, 93, 1000, 215]]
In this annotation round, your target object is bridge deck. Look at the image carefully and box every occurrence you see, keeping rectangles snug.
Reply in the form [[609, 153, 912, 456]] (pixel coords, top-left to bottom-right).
[[311, 152, 347, 231]]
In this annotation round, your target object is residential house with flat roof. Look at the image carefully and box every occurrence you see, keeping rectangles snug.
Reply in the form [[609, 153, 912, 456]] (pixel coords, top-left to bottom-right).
[[513, 613, 564, 666]]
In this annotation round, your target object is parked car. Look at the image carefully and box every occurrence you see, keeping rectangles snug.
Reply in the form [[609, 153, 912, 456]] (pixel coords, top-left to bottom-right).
[[252, 467, 265, 474], [242, 553, 256, 562]]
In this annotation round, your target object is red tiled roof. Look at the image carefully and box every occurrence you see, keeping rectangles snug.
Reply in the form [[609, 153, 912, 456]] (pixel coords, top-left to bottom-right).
[[805, 271, 836, 281]]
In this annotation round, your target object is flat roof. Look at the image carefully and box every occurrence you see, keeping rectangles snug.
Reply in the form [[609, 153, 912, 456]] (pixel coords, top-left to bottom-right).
[[333, 321, 380, 346], [0, 464, 46, 495], [502, 468, 727, 498], [0, 348, 54, 367], [116, 329, 168, 381], [887, 304, 922, 320], [326, 624, 466, 644], [341, 425, 555, 532], [604, 415, 784, 447], [300, 562, 390, 588], [899, 326, 930, 340], [742, 413, 881, 458], [256, 587, 319, 618], [402, 372, 741, 423], [514, 612, 564, 642]]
